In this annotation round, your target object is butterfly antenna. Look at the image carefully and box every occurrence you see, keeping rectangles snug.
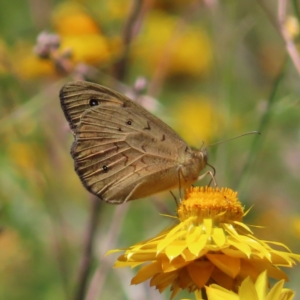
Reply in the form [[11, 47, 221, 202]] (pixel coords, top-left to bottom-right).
[[205, 131, 260, 149]]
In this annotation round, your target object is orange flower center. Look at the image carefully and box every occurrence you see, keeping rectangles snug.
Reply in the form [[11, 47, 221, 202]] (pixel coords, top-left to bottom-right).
[[178, 186, 244, 224]]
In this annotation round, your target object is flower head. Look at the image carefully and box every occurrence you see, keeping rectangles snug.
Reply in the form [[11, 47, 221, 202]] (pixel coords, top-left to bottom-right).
[[131, 11, 212, 78], [205, 270, 295, 300], [108, 187, 300, 299]]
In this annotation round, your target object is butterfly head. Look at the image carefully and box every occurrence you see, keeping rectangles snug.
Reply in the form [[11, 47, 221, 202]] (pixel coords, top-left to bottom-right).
[[193, 148, 208, 169], [201, 148, 208, 165]]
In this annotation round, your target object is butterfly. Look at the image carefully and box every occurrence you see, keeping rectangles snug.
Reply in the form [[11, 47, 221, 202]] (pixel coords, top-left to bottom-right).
[[59, 81, 208, 204]]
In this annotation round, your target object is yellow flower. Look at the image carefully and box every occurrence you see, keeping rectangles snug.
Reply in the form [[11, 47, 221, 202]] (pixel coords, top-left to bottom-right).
[[205, 270, 295, 300], [132, 10, 212, 77], [108, 187, 300, 299], [59, 34, 111, 65], [52, 3, 113, 65], [0, 229, 29, 278], [52, 3, 101, 36], [285, 16, 299, 39], [15, 42, 56, 79], [173, 96, 221, 146]]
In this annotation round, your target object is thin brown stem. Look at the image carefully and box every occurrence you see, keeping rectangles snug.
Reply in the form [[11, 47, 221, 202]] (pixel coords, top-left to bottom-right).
[[258, 0, 300, 76], [73, 196, 102, 300], [85, 204, 129, 300], [148, 0, 201, 97], [237, 58, 287, 191], [278, 0, 300, 75], [114, 0, 146, 80]]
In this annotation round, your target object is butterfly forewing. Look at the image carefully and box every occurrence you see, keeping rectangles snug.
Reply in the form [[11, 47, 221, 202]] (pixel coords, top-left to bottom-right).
[[60, 81, 207, 204]]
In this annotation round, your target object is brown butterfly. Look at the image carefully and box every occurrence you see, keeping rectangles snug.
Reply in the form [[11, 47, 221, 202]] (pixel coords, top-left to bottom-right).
[[59, 81, 207, 204]]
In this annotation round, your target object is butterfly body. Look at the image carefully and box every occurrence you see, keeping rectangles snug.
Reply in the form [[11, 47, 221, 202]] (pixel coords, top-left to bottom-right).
[[60, 81, 207, 204]]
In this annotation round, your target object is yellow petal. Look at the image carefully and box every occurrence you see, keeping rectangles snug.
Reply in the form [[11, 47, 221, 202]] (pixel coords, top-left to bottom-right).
[[165, 242, 187, 260], [105, 248, 124, 255], [187, 226, 202, 244], [223, 223, 239, 236], [239, 276, 259, 300], [270, 250, 299, 266], [206, 284, 239, 300], [254, 270, 268, 299], [131, 261, 161, 284], [233, 221, 254, 234], [187, 260, 214, 288], [265, 241, 292, 252], [206, 254, 240, 278], [211, 267, 234, 290], [221, 248, 248, 259], [161, 255, 190, 272], [194, 289, 203, 300], [203, 219, 212, 236], [239, 259, 261, 279], [181, 248, 197, 262], [254, 260, 289, 281], [188, 234, 208, 256], [236, 236, 271, 260], [170, 285, 181, 299], [167, 222, 186, 237], [279, 289, 295, 300], [150, 271, 177, 290], [157, 230, 186, 253], [127, 251, 157, 261], [265, 279, 284, 300], [178, 267, 193, 289], [227, 238, 252, 257], [212, 227, 226, 247]]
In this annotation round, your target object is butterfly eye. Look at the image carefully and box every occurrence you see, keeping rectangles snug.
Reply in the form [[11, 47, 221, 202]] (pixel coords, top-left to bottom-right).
[[89, 99, 99, 106], [102, 165, 108, 172], [126, 120, 132, 125]]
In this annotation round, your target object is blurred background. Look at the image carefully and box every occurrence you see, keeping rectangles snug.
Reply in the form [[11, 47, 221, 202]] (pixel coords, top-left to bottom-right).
[[1, 0, 300, 299]]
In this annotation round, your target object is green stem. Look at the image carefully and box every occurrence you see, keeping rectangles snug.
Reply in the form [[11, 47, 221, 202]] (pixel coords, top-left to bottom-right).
[[237, 57, 288, 191]]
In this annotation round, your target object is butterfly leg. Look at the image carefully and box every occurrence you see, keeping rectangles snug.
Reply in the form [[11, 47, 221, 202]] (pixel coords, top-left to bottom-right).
[[169, 190, 179, 206], [123, 182, 144, 203], [177, 167, 185, 201], [197, 171, 218, 187]]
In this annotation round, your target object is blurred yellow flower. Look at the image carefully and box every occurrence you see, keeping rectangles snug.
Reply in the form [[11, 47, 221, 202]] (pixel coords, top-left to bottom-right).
[[7, 141, 38, 171], [15, 43, 55, 79], [59, 34, 111, 65], [108, 187, 300, 299], [0, 229, 28, 277], [173, 96, 220, 146], [206, 270, 295, 300], [52, 2, 100, 35], [132, 10, 212, 78], [285, 16, 299, 39], [18, 2, 121, 79], [292, 217, 300, 239], [52, 2, 113, 65]]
